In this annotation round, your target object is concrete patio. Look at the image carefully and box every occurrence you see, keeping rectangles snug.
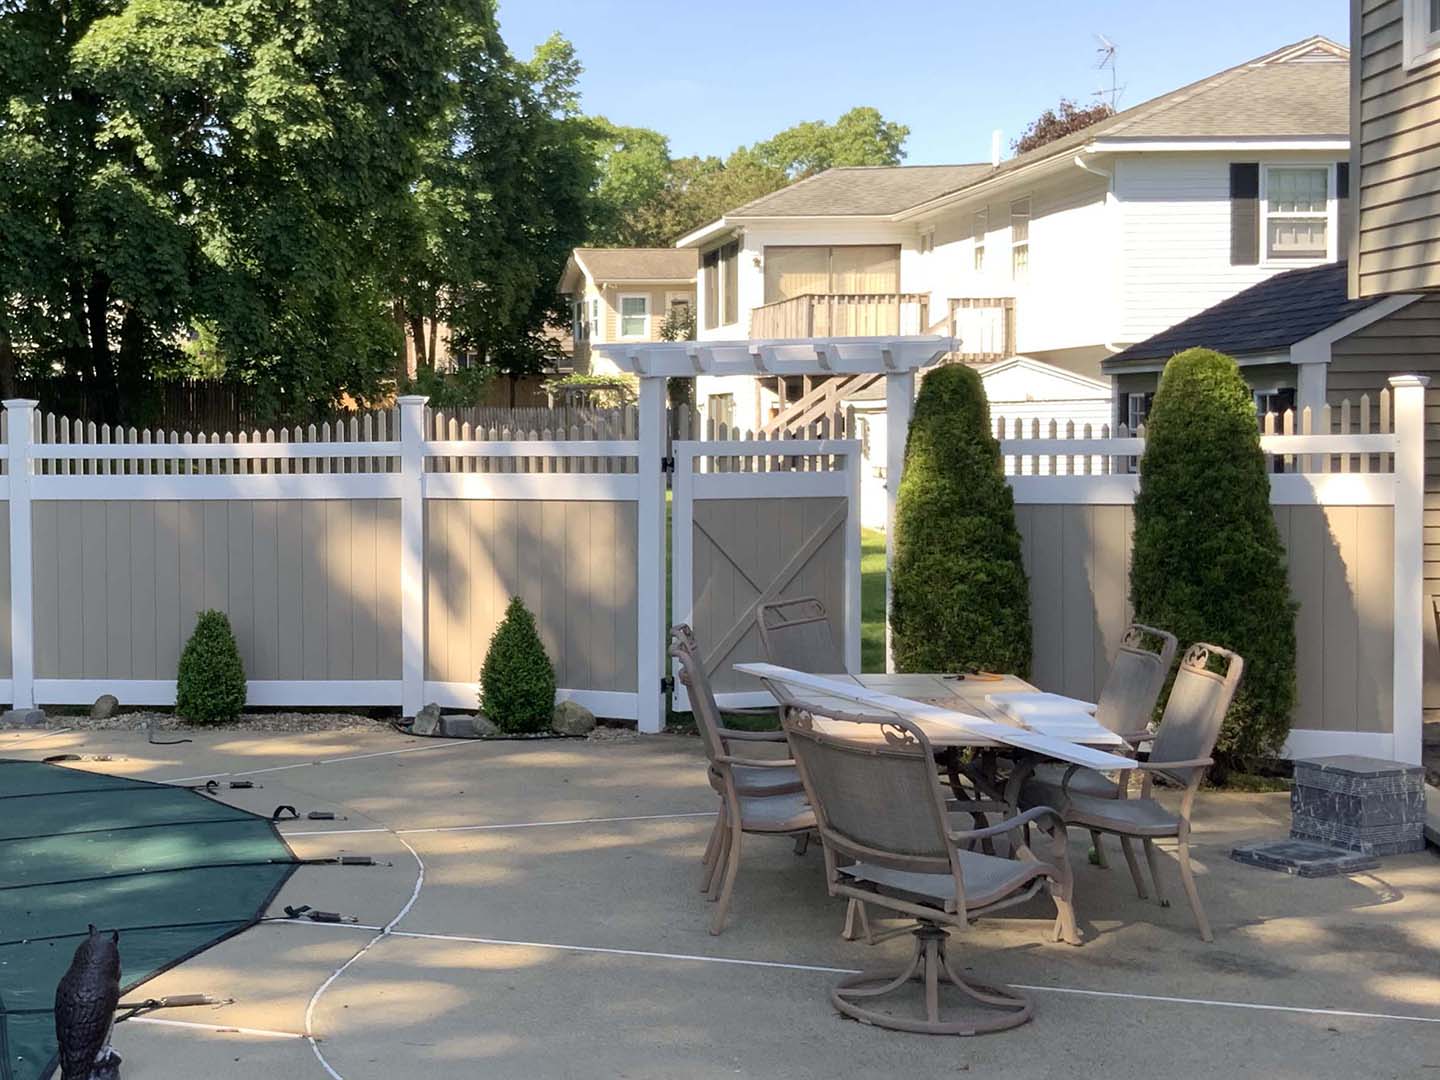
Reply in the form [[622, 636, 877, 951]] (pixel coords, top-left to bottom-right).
[[4, 724, 1438, 1079]]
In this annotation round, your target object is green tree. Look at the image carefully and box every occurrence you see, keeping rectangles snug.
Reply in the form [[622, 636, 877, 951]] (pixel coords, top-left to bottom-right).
[[755, 106, 909, 178], [588, 117, 673, 246], [176, 610, 247, 724], [890, 365, 1031, 675], [1130, 348, 1296, 769]]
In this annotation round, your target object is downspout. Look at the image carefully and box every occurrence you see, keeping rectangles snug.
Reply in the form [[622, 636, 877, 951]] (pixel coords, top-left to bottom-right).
[[1074, 151, 1126, 356]]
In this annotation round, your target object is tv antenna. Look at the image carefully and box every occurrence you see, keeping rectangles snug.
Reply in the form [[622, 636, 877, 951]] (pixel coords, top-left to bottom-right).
[[1094, 34, 1124, 110]]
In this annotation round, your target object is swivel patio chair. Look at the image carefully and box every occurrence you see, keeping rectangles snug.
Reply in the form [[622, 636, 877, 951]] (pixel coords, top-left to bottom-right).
[[1038, 642, 1244, 942], [781, 704, 1079, 1035], [1019, 624, 1177, 864], [670, 624, 814, 935]]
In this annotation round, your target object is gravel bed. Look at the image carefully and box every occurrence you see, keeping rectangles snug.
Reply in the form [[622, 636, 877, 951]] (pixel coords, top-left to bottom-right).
[[4, 711, 388, 734]]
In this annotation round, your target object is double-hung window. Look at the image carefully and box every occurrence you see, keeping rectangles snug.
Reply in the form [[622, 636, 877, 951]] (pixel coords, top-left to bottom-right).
[[1010, 198, 1031, 282], [618, 294, 649, 338], [1263, 166, 1329, 261], [973, 209, 988, 271], [1404, 0, 1440, 68]]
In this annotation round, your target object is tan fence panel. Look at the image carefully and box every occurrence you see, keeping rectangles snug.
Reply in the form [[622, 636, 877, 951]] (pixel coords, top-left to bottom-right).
[[31, 500, 402, 681], [423, 499, 638, 693]]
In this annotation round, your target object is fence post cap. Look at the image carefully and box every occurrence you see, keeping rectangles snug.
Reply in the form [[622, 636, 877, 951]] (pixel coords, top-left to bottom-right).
[[1387, 374, 1431, 389], [396, 395, 430, 405], [2, 399, 39, 409]]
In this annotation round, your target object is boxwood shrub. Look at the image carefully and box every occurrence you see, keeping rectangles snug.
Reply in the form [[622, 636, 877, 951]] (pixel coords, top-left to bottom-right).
[[891, 364, 1032, 676], [175, 609, 247, 724], [480, 596, 557, 733], [1130, 348, 1296, 768]]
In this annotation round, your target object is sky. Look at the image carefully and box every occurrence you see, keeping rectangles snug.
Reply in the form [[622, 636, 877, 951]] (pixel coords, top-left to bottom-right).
[[495, 0, 1349, 165]]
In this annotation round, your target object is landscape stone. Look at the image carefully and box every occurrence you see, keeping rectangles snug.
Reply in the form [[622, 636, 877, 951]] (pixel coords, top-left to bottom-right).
[[1230, 839, 1380, 878], [412, 702, 442, 737], [2, 708, 46, 727], [552, 700, 596, 736], [1289, 755, 1427, 856], [473, 714, 500, 737], [91, 694, 120, 720], [439, 713, 489, 738]]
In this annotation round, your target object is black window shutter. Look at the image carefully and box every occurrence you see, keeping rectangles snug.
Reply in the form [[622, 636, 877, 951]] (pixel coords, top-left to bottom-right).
[[1230, 163, 1260, 266], [1337, 161, 1350, 199]]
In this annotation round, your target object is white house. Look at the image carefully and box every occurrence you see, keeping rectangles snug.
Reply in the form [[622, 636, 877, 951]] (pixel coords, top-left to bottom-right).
[[557, 248, 698, 376], [676, 35, 1351, 444]]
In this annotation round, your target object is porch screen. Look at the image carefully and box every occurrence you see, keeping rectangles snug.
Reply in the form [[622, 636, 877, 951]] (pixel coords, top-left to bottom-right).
[[762, 245, 899, 303]]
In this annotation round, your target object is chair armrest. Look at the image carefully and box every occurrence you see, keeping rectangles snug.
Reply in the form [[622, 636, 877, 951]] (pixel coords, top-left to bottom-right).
[[716, 727, 786, 742], [1135, 756, 1212, 772], [1114, 729, 1154, 746], [948, 805, 1065, 844], [715, 754, 796, 769]]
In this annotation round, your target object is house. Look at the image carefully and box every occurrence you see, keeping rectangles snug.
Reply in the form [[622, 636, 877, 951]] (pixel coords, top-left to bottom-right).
[[557, 248, 698, 376], [675, 35, 1351, 437]]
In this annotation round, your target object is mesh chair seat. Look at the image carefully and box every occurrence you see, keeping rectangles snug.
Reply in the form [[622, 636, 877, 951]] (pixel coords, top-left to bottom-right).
[[737, 790, 815, 833], [1061, 792, 1180, 837], [1025, 763, 1121, 801], [840, 849, 1050, 912], [710, 763, 804, 797]]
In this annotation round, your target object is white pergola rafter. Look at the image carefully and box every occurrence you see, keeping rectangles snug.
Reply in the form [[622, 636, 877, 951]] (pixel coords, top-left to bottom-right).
[[591, 335, 954, 728]]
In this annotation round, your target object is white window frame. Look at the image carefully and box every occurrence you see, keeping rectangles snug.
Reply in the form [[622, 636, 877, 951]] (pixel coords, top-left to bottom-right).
[[1009, 197, 1031, 283], [589, 297, 602, 342], [1259, 163, 1337, 266], [1404, 0, 1440, 69], [617, 293, 650, 339], [973, 209, 988, 272], [918, 227, 936, 255]]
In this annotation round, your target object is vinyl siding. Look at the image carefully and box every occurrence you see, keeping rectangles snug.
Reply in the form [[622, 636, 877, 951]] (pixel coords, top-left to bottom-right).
[[1352, 0, 1440, 296]]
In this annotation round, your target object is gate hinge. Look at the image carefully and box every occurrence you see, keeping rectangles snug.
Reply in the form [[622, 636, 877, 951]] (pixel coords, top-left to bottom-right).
[[660, 675, 675, 694], [660, 455, 676, 473]]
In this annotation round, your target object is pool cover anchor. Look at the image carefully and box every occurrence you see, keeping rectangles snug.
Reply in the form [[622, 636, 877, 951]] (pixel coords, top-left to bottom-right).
[[281, 906, 358, 924]]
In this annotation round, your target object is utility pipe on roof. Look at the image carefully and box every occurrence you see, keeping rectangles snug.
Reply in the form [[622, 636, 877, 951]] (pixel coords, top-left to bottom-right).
[[1074, 151, 1125, 356]]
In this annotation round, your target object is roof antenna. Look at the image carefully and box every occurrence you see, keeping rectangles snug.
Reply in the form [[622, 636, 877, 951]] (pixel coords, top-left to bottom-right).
[[990, 129, 1002, 167], [1094, 34, 1124, 110]]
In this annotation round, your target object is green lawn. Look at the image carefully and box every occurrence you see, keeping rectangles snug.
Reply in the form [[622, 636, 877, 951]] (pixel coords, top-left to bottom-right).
[[860, 526, 886, 673]]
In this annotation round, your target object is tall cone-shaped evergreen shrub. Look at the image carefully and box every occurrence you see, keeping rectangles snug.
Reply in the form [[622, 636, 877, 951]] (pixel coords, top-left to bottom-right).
[[480, 596, 556, 733], [1131, 348, 1296, 767], [175, 610, 247, 723], [891, 364, 1032, 675]]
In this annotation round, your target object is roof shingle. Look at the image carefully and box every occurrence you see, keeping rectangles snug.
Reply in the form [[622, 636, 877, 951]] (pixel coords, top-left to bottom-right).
[[727, 164, 994, 217], [573, 248, 697, 282]]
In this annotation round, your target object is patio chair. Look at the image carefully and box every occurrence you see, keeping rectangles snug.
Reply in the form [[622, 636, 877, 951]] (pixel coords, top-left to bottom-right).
[[1038, 642, 1244, 943], [1019, 624, 1177, 865], [756, 596, 845, 674], [781, 704, 1079, 1035], [670, 624, 814, 935]]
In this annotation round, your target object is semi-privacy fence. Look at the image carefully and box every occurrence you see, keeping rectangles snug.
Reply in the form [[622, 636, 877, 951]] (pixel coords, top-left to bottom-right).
[[0, 372, 1426, 762]]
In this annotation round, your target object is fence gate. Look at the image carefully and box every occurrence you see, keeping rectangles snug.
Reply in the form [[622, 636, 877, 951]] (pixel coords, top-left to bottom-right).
[[670, 438, 862, 711]]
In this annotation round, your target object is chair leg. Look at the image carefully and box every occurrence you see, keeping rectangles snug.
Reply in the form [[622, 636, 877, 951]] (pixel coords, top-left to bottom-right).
[[1050, 884, 1082, 946], [701, 812, 722, 869], [793, 832, 810, 856], [842, 898, 873, 943], [705, 822, 730, 900], [709, 817, 744, 935], [1119, 836, 1148, 899], [1089, 829, 1109, 869], [1142, 838, 1170, 908], [1176, 837, 1214, 943]]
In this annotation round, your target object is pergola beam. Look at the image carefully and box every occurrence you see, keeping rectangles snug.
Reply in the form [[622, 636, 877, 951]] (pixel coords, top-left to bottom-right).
[[593, 336, 954, 378]]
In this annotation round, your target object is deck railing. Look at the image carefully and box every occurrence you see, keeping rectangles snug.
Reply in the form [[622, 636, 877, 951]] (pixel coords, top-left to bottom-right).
[[749, 293, 929, 339]]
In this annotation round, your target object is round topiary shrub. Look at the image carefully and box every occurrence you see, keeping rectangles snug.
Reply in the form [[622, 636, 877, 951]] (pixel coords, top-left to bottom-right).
[[1130, 347, 1296, 769], [480, 596, 557, 733], [891, 364, 1032, 676], [175, 609, 247, 724]]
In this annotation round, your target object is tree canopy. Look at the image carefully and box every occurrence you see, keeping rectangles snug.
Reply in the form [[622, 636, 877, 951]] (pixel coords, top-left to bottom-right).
[[1011, 98, 1115, 155]]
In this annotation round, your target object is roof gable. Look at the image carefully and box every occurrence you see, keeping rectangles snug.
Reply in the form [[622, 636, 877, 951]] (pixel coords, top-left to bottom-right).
[[572, 248, 697, 284]]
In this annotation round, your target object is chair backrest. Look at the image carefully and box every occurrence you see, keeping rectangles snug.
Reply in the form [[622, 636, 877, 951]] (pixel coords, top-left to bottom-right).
[[781, 706, 955, 872], [1094, 624, 1178, 736], [668, 624, 727, 765], [756, 597, 844, 674], [1148, 642, 1245, 783]]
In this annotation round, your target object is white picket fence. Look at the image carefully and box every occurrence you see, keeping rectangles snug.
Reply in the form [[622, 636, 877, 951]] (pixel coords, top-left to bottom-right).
[[996, 376, 1428, 765]]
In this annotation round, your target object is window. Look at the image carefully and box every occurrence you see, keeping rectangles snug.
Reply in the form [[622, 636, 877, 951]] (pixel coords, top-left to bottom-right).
[[572, 301, 585, 341], [701, 242, 742, 328], [918, 228, 935, 255], [618, 294, 649, 338], [1125, 392, 1153, 472], [721, 241, 739, 325], [702, 248, 719, 329], [1010, 198, 1031, 282], [1263, 166, 1329, 261], [1403, 0, 1440, 68], [973, 209, 988, 271]]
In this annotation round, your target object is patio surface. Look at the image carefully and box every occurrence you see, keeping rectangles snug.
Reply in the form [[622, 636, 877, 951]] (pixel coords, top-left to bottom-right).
[[4, 724, 1439, 1079]]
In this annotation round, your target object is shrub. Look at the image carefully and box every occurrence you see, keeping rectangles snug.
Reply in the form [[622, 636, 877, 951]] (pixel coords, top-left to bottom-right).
[[1130, 348, 1296, 768], [175, 610, 247, 724], [480, 596, 557, 733], [890, 364, 1032, 675]]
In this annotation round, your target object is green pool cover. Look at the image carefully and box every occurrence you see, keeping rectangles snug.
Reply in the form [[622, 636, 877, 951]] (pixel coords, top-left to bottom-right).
[[0, 759, 299, 1080]]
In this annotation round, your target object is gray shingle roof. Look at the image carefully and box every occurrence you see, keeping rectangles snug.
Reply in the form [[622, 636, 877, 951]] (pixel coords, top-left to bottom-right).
[[728, 164, 994, 217], [573, 248, 697, 281], [1102, 262, 1383, 370]]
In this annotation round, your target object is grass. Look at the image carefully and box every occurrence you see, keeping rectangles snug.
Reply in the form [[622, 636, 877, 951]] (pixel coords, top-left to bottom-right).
[[860, 527, 886, 673]]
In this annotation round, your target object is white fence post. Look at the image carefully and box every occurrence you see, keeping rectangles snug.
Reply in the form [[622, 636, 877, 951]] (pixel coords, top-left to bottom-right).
[[636, 376, 666, 734], [398, 395, 427, 718], [5, 400, 35, 710], [1389, 374, 1428, 765]]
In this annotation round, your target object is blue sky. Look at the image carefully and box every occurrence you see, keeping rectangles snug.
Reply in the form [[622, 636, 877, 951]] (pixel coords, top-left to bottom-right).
[[495, 1, 1349, 165]]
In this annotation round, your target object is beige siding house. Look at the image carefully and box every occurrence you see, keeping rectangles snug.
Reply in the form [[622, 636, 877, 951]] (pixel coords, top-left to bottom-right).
[[557, 248, 697, 375], [1351, 0, 1440, 297]]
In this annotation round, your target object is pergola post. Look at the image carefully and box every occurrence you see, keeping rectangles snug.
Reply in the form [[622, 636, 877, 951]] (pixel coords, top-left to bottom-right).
[[884, 370, 914, 674], [636, 375, 668, 733]]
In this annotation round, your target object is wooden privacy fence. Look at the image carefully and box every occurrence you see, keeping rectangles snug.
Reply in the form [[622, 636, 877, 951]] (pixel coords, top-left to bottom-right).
[[998, 375, 1429, 766]]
